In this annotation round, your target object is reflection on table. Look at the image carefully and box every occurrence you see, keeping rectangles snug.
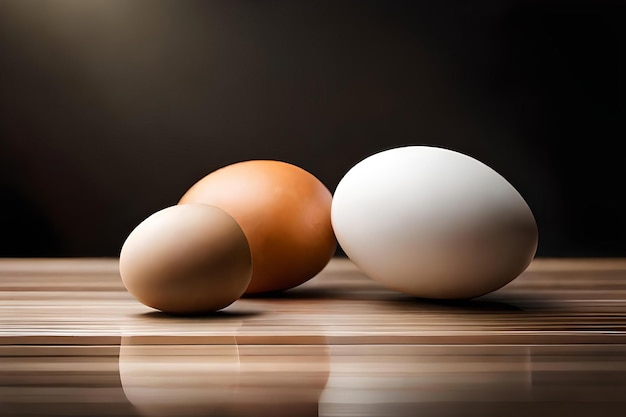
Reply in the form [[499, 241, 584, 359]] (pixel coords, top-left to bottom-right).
[[2, 258, 626, 416], [3, 338, 626, 417], [119, 335, 330, 417]]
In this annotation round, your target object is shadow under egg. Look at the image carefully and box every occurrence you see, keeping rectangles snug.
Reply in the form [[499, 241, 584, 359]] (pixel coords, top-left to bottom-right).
[[137, 309, 263, 320], [380, 295, 525, 313]]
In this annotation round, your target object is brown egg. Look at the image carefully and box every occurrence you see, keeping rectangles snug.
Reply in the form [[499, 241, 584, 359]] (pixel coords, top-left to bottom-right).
[[119, 204, 252, 314], [178, 160, 337, 294]]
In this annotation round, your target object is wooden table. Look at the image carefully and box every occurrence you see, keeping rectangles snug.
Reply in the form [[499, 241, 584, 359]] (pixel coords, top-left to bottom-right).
[[1, 257, 625, 417]]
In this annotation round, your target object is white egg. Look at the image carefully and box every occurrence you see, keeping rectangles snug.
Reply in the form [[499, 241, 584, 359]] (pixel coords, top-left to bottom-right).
[[331, 145, 538, 299]]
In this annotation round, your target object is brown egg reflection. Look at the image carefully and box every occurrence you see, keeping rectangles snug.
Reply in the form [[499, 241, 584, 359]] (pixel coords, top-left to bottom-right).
[[119, 336, 330, 417], [234, 336, 331, 417]]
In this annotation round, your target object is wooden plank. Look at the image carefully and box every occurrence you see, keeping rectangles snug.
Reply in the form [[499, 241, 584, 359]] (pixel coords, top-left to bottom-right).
[[0, 258, 626, 341], [1, 258, 626, 416]]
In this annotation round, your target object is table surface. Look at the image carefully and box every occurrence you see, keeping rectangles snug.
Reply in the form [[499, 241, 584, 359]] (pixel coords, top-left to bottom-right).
[[1, 257, 625, 417]]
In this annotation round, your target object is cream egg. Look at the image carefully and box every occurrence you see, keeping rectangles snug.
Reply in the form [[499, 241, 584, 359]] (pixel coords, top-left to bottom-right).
[[331, 145, 538, 299], [119, 204, 252, 313]]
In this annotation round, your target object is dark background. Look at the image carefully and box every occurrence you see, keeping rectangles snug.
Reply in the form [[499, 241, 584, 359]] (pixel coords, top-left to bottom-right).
[[0, 0, 624, 258]]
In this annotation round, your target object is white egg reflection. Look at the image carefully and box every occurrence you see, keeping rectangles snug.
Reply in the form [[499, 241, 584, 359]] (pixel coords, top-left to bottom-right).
[[318, 345, 532, 417]]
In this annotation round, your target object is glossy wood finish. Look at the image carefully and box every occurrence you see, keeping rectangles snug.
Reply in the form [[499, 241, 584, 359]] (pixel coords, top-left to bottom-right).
[[1, 257, 626, 416]]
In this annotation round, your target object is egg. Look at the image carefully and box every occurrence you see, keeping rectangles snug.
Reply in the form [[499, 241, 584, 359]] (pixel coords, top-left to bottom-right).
[[178, 160, 337, 294], [331, 145, 538, 299], [119, 204, 252, 313]]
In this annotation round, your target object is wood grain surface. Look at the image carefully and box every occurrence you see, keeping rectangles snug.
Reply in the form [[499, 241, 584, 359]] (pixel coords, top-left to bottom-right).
[[1, 257, 625, 417]]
